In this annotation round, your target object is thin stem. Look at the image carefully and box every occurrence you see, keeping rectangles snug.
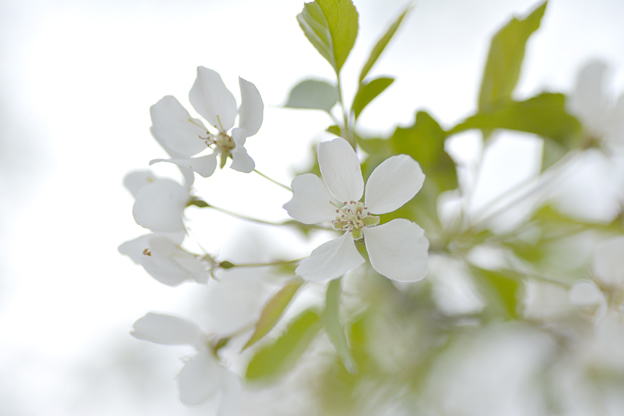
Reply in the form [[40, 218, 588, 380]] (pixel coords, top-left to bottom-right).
[[253, 169, 292, 192], [469, 151, 580, 231], [335, 72, 355, 149], [210, 205, 286, 226], [505, 268, 572, 289], [224, 258, 304, 269]]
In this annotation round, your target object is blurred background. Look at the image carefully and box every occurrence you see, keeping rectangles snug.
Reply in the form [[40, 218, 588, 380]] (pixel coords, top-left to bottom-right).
[[0, 0, 623, 414]]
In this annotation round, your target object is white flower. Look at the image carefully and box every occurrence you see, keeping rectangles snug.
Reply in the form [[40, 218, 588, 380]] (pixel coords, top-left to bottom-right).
[[118, 232, 210, 286], [283, 137, 429, 282], [568, 61, 624, 148], [131, 313, 241, 411], [130, 176, 189, 233], [570, 236, 624, 320], [150, 66, 264, 177]]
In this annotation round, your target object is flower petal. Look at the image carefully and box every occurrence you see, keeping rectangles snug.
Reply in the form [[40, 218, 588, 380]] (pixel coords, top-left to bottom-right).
[[318, 138, 363, 203], [363, 219, 429, 282], [118, 232, 185, 264], [123, 170, 159, 199], [150, 154, 218, 178], [150, 127, 195, 189], [131, 312, 204, 348], [216, 371, 242, 416], [177, 349, 224, 406], [364, 155, 425, 214], [569, 61, 609, 136], [230, 144, 255, 173], [238, 77, 263, 137], [295, 232, 365, 281], [283, 173, 336, 224], [132, 179, 188, 232], [189, 67, 237, 132], [569, 281, 605, 307], [605, 94, 624, 146], [593, 236, 624, 285], [150, 96, 208, 156]]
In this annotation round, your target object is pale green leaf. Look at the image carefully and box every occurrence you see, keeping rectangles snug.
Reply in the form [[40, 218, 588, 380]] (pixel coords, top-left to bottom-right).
[[322, 278, 357, 374], [245, 309, 321, 381], [359, 5, 410, 83], [284, 79, 338, 112], [242, 278, 304, 350], [352, 77, 394, 120], [478, 2, 547, 112], [297, 0, 359, 73]]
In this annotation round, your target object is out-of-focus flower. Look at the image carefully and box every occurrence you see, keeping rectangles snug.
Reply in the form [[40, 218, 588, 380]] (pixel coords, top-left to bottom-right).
[[283, 137, 429, 282], [131, 313, 241, 410], [118, 232, 210, 286], [568, 61, 624, 149], [150, 66, 264, 177], [569, 236, 624, 320]]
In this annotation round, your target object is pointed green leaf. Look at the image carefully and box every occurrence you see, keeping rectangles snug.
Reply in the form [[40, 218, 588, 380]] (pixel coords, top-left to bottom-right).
[[322, 278, 357, 374], [479, 2, 547, 112], [351, 77, 394, 120], [450, 93, 582, 146], [245, 309, 321, 381], [297, 0, 359, 73], [390, 111, 457, 193], [242, 278, 304, 350], [284, 79, 338, 112], [359, 5, 410, 83]]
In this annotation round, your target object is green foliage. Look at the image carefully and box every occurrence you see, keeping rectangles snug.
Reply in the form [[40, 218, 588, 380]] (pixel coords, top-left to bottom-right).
[[351, 77, 394, 120], [245, 309, 321, 381], [390, 111, 458, 193], [471, 266, 522, 320], [358, 5, 410, 83], [322, 278, 357, 374], [297, 0, 359, 74], [478, 1, 547, 112], [242, 278, 304, 350], [451, 93, 581, 146], [284, 79, 338, 112]]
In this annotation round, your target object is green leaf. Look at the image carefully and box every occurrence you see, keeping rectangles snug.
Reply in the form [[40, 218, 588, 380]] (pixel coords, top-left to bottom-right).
[[245, 309, 321, 381], [297, 0, 359, 73], [478, 1, 547, 112], [358, 5, 410, 83], [471, 267, 522, 320], [284, 79, 338, 112], [351, 77, 394, 120], [450, 93, 582, 146], [322, 278, 357, 374], [390, 111, 457, 193], [242, 278, 304, 350]]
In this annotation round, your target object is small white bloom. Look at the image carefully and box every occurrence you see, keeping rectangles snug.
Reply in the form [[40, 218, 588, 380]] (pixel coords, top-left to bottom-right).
[[131, 313, 241, 410], [150, 66, 264, 177], [570, 236, 624, 320], [118, 232, 210, 286], [283, 137, 429, 282], [568, 61, 624, 148]]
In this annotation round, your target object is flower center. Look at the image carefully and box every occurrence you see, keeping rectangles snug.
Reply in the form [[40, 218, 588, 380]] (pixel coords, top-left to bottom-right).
[[332, 201, 380, 240], [201, 131, 236, 154]]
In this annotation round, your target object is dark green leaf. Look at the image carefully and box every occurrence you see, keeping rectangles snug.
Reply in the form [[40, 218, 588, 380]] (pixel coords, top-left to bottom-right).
[[284, 79, 338, 112], [358, 5, 410, 83], [245, 309, 321, 381], [390, 111, 457, 193], [478, 2, 547, 112], [322, 278, 357, 374], [352, 77, 394, 120], [450, 93, 581, 146], [297, 0, 359, 73], [242, 278, 304, 350]]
